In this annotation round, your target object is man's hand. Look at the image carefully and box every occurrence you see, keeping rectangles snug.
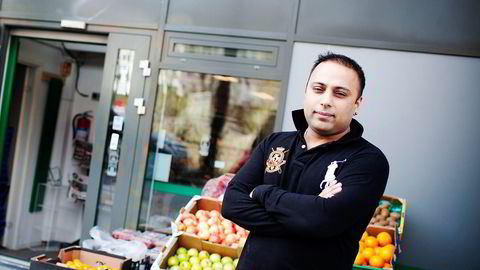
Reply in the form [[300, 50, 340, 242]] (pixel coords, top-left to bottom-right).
[[319, 180, 342, 198]]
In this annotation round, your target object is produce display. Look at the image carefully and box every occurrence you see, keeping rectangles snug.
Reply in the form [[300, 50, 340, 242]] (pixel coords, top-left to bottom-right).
[[175, 209, 248, 248], [166, 246, 238, 270], [354, 231, 395, 269], [201, 174, 234, 199], [112, 228, 169, 249], [64, 259, 114, 270], [369, 200, 401, 228]]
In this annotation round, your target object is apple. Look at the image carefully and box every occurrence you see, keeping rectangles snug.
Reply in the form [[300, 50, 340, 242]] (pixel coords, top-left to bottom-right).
[[168, 256, 179, 267], [233, 258, 239, 267], [221, 256, 233, 265], [224, 234, 237, 246], [207, 217, 218, 226], [209, 225, 220, 235], [209, 234, 220, 244], [230, 243, 239, 249], [191, 264, 202, 270], [183, 218, 196, 227], [187, 248, 199, 257], [212, 262, 223, 270], [238, 237, 247, 247], [223, 263, 234, 270], [198, 230, 210, 240], [179, 261, 192, 269], [199, 250, 210, 261], [177, 223, 186, 231], [198, 215, 209, 222], [186, 225, 197, 234], [209, 210, 221, 219], [170, 266, 181, 270], [197, 221, 210, 231], [176, 247, 188, 255], [177, 253, 189, 263], [200, 258, 212, 268], [203, 268, 213, 270], [195, 210, 206, 219], [189, 256, 201, 265], [210, 253, 221, 263], [224, 228, 233, 235], [221, 219, 233, 227]]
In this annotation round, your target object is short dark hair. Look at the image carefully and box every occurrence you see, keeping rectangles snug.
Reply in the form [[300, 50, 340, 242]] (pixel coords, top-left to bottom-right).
[[308, 52, 366, 98]]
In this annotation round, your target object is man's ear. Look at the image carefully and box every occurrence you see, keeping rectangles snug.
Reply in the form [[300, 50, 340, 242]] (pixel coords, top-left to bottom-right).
[[355, 96, 363, 111]]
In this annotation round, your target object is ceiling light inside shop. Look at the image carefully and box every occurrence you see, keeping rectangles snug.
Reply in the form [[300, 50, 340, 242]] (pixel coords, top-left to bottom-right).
[[251, 91, 274, 100], [213, 75, 239, 83]]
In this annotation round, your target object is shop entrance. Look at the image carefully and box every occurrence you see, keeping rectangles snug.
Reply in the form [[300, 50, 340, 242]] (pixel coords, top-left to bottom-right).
[[0, 30, 151, 262], [0, 34, 107, 261]]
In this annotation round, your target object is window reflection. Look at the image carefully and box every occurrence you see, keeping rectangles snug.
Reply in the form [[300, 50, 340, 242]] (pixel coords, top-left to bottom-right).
[[96, 49, 134, 231], [138, 70, 280, 230], [147, 70, 280, 187], [173, 43, 274, 61]]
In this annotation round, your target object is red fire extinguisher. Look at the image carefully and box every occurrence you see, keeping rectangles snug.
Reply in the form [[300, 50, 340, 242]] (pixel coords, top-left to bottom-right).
[[72, 111, 92, 142]]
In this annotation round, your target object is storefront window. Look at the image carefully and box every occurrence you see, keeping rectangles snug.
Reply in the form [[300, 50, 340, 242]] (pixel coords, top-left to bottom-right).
[[138, 70, 280, 231], [173, 43, 274, 61]]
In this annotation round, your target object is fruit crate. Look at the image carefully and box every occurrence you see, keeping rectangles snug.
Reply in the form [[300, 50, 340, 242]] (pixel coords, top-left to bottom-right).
[[30, 246, 133, 270], [369, 194, 407, 240], [353, 226, 397, 270], [152, 233, 240, 270], [173, 196, 248, 250]]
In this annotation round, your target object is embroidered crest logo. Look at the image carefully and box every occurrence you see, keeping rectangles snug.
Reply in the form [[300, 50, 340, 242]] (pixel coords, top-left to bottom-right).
[[265, 147, 288, 174]]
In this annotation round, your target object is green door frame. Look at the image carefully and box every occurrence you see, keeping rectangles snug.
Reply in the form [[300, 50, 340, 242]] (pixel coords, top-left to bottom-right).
[[0, 36, 19, 169]]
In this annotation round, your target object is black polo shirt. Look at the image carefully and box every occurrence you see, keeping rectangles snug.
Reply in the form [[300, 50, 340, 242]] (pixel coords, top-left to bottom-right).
[[222, 110, 389, 270]]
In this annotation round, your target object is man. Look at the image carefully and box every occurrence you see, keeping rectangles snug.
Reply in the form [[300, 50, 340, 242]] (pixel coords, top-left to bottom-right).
[[221, 53, 389, 269]]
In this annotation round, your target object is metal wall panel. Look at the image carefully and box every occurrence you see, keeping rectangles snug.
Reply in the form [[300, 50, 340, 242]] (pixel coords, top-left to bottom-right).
[[0, 0, 163, 28], [166, 0, 294, 34], [296, 0, 480, 56]]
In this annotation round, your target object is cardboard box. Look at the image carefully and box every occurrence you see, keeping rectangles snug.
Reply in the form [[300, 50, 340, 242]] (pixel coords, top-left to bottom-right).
[[379, 194, 407, 240], [174, 196, 222, 225], [30, 246, 132, 270], [353, 226, 397, 270], [152, 233, 240, 270]]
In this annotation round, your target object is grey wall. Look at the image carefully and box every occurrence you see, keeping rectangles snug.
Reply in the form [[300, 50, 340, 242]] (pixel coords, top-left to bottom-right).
[[2, 0, 479, 57], [295, 0, 480, 57], [283, 42, 480, 270], [0, 0, 164, 28], [166, 0, 295, 34]]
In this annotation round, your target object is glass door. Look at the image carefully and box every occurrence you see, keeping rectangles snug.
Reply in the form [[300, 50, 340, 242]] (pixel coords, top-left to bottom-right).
[[82, 33, 150, 238], [136, 69, 281, 233]]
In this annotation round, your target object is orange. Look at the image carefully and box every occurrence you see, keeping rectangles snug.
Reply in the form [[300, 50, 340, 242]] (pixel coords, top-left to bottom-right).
[[379, 246, 393, 261], [361, 231, 368, 242], [362, 247, 375, 260], [377, 232, 393, 246], [365, 236, 379, 248], [374, 247, 382, 255], [359, 241, 366, 252], [383, 244, 395, 253], [354, 253, 366, 265], [369, 255, 385, 268]]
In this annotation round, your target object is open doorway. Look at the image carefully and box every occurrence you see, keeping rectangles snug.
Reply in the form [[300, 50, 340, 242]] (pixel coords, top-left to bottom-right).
[[0, 36, 106, 261]]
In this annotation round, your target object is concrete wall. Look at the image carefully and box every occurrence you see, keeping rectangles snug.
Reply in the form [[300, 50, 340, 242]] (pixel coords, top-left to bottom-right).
[[282, 42, 480, 270]]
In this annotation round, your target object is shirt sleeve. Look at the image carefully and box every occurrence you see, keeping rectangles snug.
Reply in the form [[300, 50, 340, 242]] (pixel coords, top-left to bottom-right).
[[221, 136, 289, 236], [252, 152, 389, 238]]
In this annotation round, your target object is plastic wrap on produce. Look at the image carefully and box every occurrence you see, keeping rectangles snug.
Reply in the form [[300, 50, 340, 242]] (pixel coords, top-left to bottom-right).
[[201, 173, 234, 199]]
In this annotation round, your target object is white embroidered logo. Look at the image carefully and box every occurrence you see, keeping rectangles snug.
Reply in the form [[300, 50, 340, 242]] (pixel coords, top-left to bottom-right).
[[320, 159, 347, 189]]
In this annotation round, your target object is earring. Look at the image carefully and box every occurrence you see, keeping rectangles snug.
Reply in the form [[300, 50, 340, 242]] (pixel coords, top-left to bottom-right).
[[353, 112, 358, 116]]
